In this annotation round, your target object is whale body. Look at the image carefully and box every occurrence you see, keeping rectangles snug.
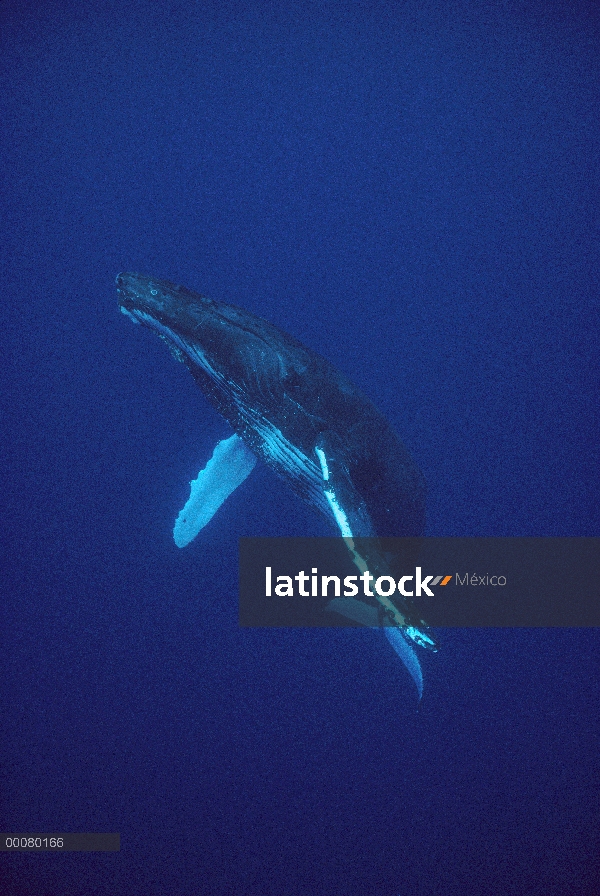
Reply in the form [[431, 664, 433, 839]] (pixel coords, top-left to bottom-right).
[[117, 273, 436, 696]]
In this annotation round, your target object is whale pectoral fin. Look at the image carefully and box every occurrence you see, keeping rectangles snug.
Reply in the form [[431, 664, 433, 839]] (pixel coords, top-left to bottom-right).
[[314, 433, 375, 538], [383, 627, 423, 701], [315, 436, 424, 700], [173, 434, 257, 547], [326, 599, 424, 700]]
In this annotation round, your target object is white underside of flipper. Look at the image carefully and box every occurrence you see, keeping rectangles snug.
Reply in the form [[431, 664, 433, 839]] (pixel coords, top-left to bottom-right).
[[315, 443, 424, 700], [173, 434, 257, 547]]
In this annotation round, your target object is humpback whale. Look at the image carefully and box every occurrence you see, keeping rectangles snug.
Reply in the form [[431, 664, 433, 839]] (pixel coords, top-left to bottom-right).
[[117, 273, 436, 696]]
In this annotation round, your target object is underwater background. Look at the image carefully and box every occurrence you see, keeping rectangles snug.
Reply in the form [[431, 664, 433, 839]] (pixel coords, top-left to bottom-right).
[[1, 1, 598, 894]]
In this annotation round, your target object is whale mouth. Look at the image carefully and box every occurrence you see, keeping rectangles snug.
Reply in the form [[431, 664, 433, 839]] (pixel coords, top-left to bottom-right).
[[120, 302, 193, 365], [119, 305, 141, 325]]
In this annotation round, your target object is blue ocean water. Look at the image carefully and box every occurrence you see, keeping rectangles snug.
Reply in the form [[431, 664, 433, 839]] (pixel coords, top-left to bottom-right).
[[1, 1, 598, 894]]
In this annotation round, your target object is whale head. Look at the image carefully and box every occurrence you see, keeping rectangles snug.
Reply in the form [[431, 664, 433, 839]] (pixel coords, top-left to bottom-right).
[[117, 272, 320, 422]]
